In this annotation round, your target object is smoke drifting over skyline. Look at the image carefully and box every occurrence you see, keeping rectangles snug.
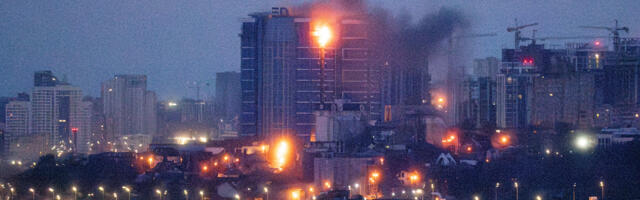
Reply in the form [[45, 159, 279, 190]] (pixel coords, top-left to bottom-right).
[[294, 0, 470, 80]]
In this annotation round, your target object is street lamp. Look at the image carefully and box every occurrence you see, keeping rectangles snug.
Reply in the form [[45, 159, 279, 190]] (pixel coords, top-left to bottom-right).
[[29, 188, 35, 200], [49, 187, 55, 200], [495, 182, 500, 200], [199, 190, 204, 200], [514, 182, 519, 200], [184, 189, 189, 200], [536, 195, 542, 200], [122, 186, 131, 200], [113, 192, 118, 200], [156, 189, 163, 200], [263, 187, 269, 200], [234, 194, 240, 200], [72, 186, 78, 200], [99, 186, 105, 200], [572, 183, 576, 200], [474, 195, 480, 200], [431, 183, 435, 193], [600, 181, 605, 200]]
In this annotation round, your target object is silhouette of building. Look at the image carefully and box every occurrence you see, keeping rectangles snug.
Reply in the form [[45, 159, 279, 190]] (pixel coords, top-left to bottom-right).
[[215, 71, 241, 122], [102, 75, 157, 140]]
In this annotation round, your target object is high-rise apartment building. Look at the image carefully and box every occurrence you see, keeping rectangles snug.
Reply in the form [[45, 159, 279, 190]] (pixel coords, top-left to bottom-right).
[[215, 71, 241, 121], [31, 83, 86, 152], [102, 75, 157, 140], [4, 100, 30, 157], [239, 9, 381, 139]]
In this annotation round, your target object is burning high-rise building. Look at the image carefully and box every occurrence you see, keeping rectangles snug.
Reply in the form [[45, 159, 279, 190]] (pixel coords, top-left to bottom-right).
[[239, 7, 381, 140]]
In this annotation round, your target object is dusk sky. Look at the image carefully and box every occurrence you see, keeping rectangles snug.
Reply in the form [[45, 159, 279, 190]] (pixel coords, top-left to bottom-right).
[[2, 0, 639, 100]]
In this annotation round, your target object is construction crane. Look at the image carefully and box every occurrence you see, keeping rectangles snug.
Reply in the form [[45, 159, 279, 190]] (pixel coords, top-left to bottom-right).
[[580, 20, 629, 51], [187, 80, 212, 101], [507, 20, 539, 48], [536, 36, 609, 41]]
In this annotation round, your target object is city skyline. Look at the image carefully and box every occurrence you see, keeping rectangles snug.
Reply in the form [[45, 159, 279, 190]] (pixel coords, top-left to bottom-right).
[[2, 0, 639, 99], [2, 1, 640, 200]]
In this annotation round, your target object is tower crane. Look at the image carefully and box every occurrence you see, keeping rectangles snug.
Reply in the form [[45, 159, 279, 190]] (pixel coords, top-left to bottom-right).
[[507, 20, 539, 48], [580, 20, 629, 51]]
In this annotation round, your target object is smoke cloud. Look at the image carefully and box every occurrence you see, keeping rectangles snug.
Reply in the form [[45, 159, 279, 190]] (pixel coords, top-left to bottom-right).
[[293, 0, 470, 80]]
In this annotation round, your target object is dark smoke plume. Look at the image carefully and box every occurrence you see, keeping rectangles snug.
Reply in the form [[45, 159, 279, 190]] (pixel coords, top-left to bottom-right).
[[294, 1, 470, 77]]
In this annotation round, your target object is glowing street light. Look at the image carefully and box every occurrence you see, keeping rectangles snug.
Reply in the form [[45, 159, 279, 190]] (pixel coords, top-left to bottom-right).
[[574, 135, 594, 150], [49, 187, 55, 200], [495, 182, 500, 200], [536, 195, 542, 200], [600, 181, 605, 200], [184, 189, 189, 200], [234, 194, 240, 199], [72, 186, 78, 200], [98, 186, 105, 200], [156, 189, 163, 200], [264, 187, 269, 200], [199, 190, 204, 200], [514, 182, 519, 200], [113, 192, 118, 200], [122, 186, 131, 200], [572, 183, 576, 200], [29, 188, 35, 200]]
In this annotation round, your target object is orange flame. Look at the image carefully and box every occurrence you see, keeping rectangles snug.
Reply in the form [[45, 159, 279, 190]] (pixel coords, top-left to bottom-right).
[[313, 25, 332, 48]]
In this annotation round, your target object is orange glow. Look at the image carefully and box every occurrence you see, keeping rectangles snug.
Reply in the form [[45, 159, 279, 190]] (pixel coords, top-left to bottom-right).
[[500, 136, 509, 144], [313, 25, 332, 48], [202, 165, 208, 172], [214, 162, 218, 166], [379, 158, 384, 165], [442, 134, 457, 143], [372, 172, 380, 178], [273, 139, 291, 170], [466, 146, 472, 152], [223, 155, 229, 162], [309, 187, 314, 193], [324, 181, 331, 189], [409, 171, 420, 184], [235, 158, 240, 163], [260, 145, 267, 153], [291, 190, 301, 200], [148, 157, 154, 167], [432, 93, 447, 109]]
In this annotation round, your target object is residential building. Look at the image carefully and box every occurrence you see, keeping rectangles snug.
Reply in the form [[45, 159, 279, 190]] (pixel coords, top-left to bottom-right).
[[215, 71, 241, 121], [102, 75, 157, 141], [239, 10, 381, 140]]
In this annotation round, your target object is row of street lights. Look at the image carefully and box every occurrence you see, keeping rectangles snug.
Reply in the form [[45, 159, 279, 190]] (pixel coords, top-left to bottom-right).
[[2, 185, 211, 200], [488, 180, 605, 200]]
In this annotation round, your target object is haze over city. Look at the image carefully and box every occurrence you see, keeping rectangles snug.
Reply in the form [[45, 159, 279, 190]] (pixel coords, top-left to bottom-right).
[[2, 0, 639, 98], [2, 1, 640, 200]]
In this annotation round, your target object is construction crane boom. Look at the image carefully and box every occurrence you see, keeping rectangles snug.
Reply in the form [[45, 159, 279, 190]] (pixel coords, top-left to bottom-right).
[[579, 20, 629, 51], [507, 21, 539, 48], [507, 23, 539, 32], [537, 36, 609, 41]]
